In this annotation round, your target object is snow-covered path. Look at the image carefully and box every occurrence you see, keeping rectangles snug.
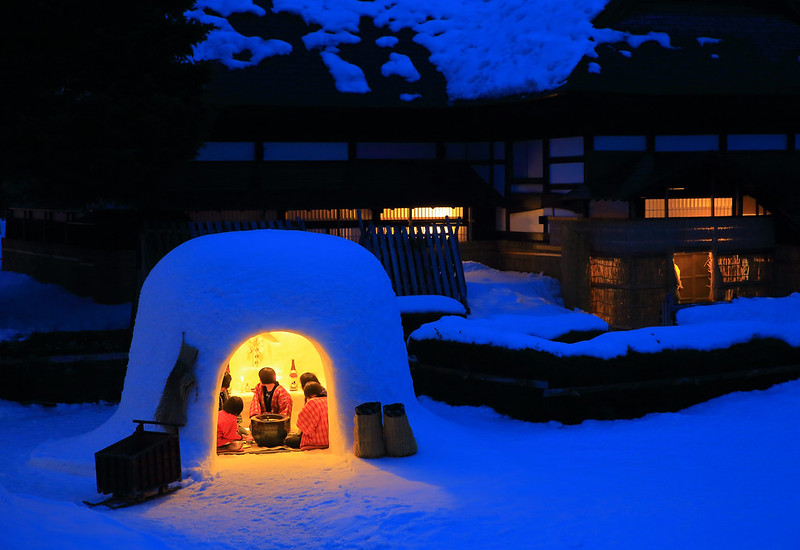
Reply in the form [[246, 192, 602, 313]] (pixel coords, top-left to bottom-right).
[[3, 381, 799, 549]]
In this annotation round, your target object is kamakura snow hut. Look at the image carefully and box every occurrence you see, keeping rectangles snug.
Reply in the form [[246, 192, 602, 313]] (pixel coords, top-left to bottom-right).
[[77, 230, 418, 474]]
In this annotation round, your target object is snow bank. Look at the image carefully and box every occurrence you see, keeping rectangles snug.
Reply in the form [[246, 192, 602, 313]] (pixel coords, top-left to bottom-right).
[[411, 285, 800, 359], [0, 270, 130, 341]]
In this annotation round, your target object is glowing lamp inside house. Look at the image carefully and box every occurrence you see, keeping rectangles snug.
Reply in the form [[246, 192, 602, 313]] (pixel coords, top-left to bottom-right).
[[225, 330, 328, 435]]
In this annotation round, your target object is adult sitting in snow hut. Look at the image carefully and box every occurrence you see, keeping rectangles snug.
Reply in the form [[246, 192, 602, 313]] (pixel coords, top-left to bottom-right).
[[249, 367, 293, 429], [296, 382, 329, 451]]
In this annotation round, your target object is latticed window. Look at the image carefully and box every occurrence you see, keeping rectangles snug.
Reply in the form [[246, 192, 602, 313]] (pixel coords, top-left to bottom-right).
[[645, 198, 733, 218], [380, 207, 466, 241]]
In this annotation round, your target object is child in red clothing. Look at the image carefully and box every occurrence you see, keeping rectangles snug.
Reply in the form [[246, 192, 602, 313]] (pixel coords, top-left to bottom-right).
[[296, 382, 329, 451], [217, 396, 251, 450], [299, 372, 328, 400]]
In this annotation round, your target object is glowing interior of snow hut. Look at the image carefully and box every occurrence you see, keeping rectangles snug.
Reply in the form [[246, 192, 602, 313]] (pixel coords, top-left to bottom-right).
[[224, 330, 328, 435]]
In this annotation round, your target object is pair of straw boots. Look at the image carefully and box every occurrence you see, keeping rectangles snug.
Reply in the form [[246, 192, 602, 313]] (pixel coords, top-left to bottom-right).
[[353, 402, 417, 458]]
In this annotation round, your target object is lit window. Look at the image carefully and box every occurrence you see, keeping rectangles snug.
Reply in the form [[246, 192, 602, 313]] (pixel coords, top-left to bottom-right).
[[380, 207, 463, 220], [411, 207, 463, 219], [645, 198, 733, 218], [381, 208, 410, 221]]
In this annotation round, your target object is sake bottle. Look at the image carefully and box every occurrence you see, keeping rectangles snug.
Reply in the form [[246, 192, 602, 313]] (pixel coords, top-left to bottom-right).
[[289, 359, 298, 391]]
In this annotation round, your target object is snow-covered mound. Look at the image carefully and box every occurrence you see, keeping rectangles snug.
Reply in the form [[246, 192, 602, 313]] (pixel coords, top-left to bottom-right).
[[37, 230, 418, 476], [411, 262, 609, 345]]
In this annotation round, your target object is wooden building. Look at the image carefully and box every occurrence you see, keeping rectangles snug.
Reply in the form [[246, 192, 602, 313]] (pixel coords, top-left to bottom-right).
[[4, 0, 800, 327]]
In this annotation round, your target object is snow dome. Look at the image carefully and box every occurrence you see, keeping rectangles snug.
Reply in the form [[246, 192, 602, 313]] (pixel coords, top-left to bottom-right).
[[82, 230, 417, 474]]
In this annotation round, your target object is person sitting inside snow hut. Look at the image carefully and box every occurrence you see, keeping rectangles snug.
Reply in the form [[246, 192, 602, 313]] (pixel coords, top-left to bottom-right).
[[249, 366, 293, 428], [219, 372, 232, 410], [219, 372, 250, 437], [296, 381, 329, 451], [218, 396, 252, 450], [299, 372, 328, 401]]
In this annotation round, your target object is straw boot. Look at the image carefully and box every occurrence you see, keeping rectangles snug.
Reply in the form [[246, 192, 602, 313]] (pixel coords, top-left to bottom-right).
[[353, 401, 385, 458], [383, 403, 417, 457]]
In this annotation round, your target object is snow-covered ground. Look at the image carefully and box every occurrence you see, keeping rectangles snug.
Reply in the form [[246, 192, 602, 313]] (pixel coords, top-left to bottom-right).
[[0, 270, 131, 341], [1, 262, 799, 549]]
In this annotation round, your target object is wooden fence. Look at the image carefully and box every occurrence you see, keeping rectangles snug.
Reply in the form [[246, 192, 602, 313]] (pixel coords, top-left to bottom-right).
[[359, 217, 469, 312]]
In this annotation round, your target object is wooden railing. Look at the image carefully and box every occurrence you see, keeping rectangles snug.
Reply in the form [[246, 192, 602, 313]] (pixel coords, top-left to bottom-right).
[[359, 217, 469, 312]]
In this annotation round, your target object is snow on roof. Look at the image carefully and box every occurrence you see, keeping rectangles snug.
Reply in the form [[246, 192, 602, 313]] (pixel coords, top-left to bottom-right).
[[186, 0, 671, 100], [52, 230, 417, 475]]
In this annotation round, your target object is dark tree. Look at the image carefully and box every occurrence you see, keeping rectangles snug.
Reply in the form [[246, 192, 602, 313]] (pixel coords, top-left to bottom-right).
[[0, 0, 213, 208]]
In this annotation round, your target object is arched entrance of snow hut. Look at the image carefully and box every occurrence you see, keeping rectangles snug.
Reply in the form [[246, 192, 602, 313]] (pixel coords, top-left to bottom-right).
[[219, 330, 335, 451]]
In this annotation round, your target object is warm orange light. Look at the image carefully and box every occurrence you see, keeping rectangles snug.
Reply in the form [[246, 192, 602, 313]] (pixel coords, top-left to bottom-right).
[[645, 198, 732, 218], [225, 331, 328, 439], [227, 331, 326, 395], [380, 206, 463, 221], [412, 207, 462, 219]]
